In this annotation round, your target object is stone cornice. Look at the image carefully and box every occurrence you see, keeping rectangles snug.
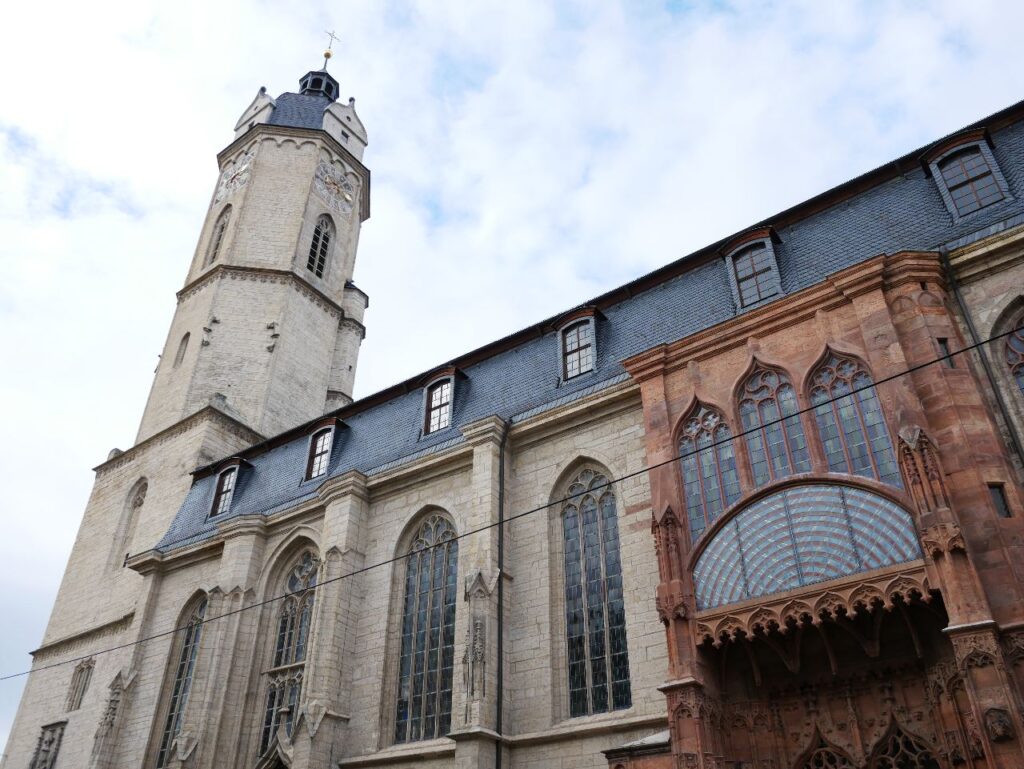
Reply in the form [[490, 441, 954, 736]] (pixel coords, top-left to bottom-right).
[[318, 470, 369, 506], [460, 415, 509, 448], [32, 611, 135, 660], [366, 442, 474, 501], [217, 123, 371, 222], [176, 264, 347, 320], [128, 537, 224, 575], [948, 222, 1024, 285], [94, 405, 263, 476]]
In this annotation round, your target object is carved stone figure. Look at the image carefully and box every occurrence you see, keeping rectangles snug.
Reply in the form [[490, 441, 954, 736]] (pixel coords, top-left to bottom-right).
[[985, 708, 1014, 742]]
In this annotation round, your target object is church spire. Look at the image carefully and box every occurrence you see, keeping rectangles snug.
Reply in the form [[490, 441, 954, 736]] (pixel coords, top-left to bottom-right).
[[299, 32, 341, 101]]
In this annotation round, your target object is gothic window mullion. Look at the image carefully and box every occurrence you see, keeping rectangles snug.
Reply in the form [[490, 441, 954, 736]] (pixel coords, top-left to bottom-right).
[[574, 494, 595, 714]]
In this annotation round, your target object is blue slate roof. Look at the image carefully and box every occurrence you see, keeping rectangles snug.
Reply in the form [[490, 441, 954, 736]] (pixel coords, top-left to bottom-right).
[[155, 103, 1024, 553], [267, 92, 331, 131]]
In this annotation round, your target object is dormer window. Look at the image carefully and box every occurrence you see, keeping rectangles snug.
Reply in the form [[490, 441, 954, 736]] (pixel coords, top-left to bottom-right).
[[722, 228, 783, 310], [562, 321, 594, 380], [938, 148, 1004, 217], [306, 428, 334, 479], [307, 215, 333, 278], [925, 131, 1011, 221], [425, 379, 453, 434], [211, 467, 237, 517]]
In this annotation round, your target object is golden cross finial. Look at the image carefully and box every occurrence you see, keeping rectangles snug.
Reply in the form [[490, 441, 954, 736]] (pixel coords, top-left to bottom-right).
[[323, 30, 340, 68]]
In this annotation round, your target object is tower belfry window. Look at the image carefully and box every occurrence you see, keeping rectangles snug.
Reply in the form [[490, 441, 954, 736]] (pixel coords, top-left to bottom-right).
[[307, 215, 333, 278], [206, 206, 231, 266]]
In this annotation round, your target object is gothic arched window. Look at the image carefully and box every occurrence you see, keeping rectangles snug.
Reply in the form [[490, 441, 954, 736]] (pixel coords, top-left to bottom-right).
[[306, 215, 334, 278], [65, 658, 94, 711], [155, 597, 207, 769], [394, 515, 458, 743], [679, 403, 741, 542], [173, 333, 190, 368], [259, 551, 319, 756], [561, 468, 631, 717], [739, 365, 810, 486], [867, 724, 938, 769], [809, 352, 901, 487], [205, 206, 231, 266], [1007, 319, 1024, 397]]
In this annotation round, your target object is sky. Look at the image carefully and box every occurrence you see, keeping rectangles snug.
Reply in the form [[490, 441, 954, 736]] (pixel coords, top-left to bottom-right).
[[0, 0, 1022, 753]]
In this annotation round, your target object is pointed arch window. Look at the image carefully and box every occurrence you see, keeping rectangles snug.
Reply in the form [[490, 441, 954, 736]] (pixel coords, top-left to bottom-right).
[[259, 551, 319, 756], [679, 403, 741, 542], [65, 658, 94, 711], [1007, 319, 1024, 397], [210, 467, 237, 517], [809, 352, 901, 487], [394, 515, 458, 743], [306, 215, 334, 278], [739, 365, 810, 487], [306, 428, 334, 480], [205, 206, 231, 266], [173, 333, 190, 368], [561, 468, 631, 718], [155, 597, 207, 769], [867, 724, 937, 768]]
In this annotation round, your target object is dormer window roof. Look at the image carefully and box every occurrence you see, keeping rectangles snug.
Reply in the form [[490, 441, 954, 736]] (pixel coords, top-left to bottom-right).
[[923, 128, 1012, 222], [721, 227, 783, 310]]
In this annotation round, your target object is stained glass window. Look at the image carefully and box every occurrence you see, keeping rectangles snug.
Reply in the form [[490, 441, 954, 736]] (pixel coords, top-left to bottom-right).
[[260, 551, 319, 756], [306, 428, 333, 479], [205, 205, 231, 266], [732, 243, 778, 307], [394, 515, 458, 743], [306, 215, 333, 278], [425, 380, 452, 434], [156, 598, 207, 768], [563, 321, 595, 379], [692, 484, 922, 610], [562, 468, 631, 718], [809, 352, 901, 487], [1007, 320, 1024, 397], [211, 468, 237, 517], [937, 146, 1004, 217], [739, 365, 810, 487], [679, 404, 742, 542]]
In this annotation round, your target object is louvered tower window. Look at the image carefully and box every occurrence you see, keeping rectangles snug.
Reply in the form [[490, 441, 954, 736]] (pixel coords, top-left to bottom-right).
[[561, 468, 631, 718], [306, 215, 334, 278]]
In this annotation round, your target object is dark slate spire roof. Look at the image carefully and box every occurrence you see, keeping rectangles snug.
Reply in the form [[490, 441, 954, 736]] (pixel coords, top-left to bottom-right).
[[154, 101, 1024, 554], [266, 92, 332, 131]]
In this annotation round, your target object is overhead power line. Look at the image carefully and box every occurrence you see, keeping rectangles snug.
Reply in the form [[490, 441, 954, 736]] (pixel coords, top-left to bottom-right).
[[2, 324, 1021, 682]]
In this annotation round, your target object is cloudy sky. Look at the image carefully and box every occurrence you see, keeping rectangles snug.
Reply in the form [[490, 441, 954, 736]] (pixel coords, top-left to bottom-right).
[[1, 0, 1021, 751]]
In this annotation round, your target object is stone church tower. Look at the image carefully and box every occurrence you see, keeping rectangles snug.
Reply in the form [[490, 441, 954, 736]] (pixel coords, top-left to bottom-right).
[[2, 61, 373, 769]]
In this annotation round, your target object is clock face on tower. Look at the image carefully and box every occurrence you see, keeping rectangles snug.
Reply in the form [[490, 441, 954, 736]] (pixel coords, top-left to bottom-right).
[[314, 160, 355, 214], [215, 152, 254, 203]]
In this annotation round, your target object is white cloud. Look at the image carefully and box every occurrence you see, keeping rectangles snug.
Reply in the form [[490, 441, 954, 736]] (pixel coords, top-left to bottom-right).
[[2, 0, 1023, 751]]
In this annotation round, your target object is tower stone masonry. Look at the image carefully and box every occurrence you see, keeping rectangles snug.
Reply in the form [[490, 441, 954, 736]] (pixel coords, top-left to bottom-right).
[[4, 62, 1024, 769]]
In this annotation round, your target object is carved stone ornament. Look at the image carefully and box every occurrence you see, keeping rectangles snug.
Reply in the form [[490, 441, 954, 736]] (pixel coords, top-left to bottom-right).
[[462, 613, 487, 723], [305, 699, 327, 738], [313, 160, 355, 215], [695, 564, 929, 646], [985, 708, 1014, 742], [951, 630, 1000, 671], [920, 522, 966, 559], [898, 428, 950, 515]]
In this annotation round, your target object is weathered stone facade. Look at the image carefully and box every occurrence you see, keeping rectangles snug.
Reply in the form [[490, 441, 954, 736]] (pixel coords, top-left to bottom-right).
[[5, 67, 1024, 769]]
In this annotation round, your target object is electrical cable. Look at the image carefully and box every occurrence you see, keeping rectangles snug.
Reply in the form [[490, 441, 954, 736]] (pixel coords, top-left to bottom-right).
[[2, 323, 1020, 682]]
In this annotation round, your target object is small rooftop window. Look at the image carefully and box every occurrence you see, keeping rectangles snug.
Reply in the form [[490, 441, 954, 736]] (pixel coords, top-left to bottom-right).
[[721, 228, 783, 311], [211, 467, 237, 517], [306, 427, 334, 480], [562, 321, 594, 380], [425, 379, 452, 434], [938, 147, 1005, 217]]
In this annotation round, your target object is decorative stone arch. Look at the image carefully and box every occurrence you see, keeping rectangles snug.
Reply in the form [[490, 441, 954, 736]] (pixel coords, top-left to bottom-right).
[[798, 342, 874, 403], [793, 729, 858, 768], [256, 528, 322, 598], [109, 477, 148, 570], [865, 719, 939, 768], [989, 295, 1024, 412]]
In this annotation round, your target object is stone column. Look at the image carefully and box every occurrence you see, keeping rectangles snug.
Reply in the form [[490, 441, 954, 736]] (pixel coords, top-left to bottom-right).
[[448, 416, 509, 769], [289, 471, 368, 769]]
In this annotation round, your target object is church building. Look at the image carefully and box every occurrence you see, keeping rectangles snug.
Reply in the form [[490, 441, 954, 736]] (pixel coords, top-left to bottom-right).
[[4, 58, 1024, 769]]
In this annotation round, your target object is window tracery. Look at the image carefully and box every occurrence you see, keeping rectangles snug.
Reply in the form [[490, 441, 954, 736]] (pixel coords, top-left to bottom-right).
[[868, 725, 937, 769], [679, 403, 741, 542], [155, 597, 206, 769], [809, 352, 901, 487], [561, 468, 631, 717], [394, 515, 458, 743], [1007, 318, 1024, 397], [259, 550, 319, 756], [738, 365, 810, 486], [306, 215, 333, 278]]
